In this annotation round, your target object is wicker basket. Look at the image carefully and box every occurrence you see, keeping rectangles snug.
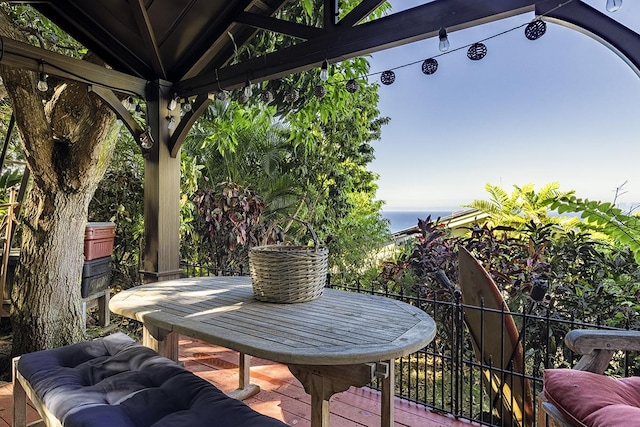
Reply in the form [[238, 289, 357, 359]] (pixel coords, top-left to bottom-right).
[[249, 221, 328, 303]]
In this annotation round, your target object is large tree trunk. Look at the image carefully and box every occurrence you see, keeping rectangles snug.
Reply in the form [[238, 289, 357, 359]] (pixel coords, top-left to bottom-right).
[[0, 11, 119, 355]]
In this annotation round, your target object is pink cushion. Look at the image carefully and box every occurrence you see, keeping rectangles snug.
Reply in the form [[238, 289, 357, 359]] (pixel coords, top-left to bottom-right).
[[544, 369, 640, 427]]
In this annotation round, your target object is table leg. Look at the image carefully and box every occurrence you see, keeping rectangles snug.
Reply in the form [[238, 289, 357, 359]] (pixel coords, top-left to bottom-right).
[[142, 324, 178, 361], [379, 360, 394, 427], [227, 353, 260, 400], [289, 363, 377, 427]]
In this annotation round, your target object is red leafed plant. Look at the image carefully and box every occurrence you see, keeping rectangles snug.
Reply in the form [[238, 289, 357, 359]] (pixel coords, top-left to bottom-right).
[[194, 181, 275, 272]]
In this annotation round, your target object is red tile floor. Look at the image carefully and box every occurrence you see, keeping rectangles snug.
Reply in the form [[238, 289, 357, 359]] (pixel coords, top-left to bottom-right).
[[0, 336, 477, 427]]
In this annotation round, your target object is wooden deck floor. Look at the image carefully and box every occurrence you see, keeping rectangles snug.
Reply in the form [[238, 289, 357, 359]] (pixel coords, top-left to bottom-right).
[[0, 336, 477, 427]]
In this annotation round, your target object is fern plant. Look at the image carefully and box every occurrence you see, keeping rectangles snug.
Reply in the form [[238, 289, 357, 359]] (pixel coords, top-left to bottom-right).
[[549, 195, 640, 263]]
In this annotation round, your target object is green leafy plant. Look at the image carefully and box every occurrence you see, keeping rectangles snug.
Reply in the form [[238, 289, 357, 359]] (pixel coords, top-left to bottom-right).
[[549, 195, 640, 263]]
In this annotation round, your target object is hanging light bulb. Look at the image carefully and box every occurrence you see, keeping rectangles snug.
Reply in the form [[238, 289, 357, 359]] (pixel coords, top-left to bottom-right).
[[139, 127, 154, 149], [134, 104, 143, 118], [243, 80, 253, 98], [121, 96, 132, 110], [215, 90, 229, 109], [167, 116, 176, 131], [37, 61, 48, 92], [320, 60, 329, 82], [168, 94, 178, 111], [438, 27, 450, 52], [606, 0, 622, 12]]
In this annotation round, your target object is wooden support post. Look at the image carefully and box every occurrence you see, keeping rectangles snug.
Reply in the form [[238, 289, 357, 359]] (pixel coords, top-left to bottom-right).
[[141, 80, 182, 284]]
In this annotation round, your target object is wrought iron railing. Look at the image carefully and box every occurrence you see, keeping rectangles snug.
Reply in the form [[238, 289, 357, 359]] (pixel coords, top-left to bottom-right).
[[180, 260, 631, 427]]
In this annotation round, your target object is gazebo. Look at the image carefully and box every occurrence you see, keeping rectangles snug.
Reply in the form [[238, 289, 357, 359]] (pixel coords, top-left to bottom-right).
[[2, 0, 638, 282]]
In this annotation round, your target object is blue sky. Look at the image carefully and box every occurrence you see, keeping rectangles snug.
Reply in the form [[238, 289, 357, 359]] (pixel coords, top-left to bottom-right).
[[368, 0, 640, 212]]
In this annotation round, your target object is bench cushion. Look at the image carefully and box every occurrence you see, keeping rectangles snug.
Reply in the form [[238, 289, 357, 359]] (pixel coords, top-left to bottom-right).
[[17, 333, 286, 427], [544, 368, 640, 427]]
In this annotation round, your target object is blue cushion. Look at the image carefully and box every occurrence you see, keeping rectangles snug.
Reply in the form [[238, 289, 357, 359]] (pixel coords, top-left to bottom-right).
[[18, 333, 286, 427]]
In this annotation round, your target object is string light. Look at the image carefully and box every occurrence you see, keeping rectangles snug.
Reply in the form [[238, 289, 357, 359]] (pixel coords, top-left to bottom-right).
[[606, 0, 622, 12], [438, 27, 450, 52], [467, 42, 487, 60], [243, 80, 253, 98], [121, 96, 132, 110], [320, 60, 329, 81], [168, 94, 178, 111], [422, 58, 438, 75], [37, 60, 48, 92], [313, 84, 327, 98], [345, 79, 358, 93], [361, 11, 554, 87], [167, 115, 176, 130], [285, 88, 299, 103], [181, 98, 192, 113], [209, 5, 569, 103], [380, 70, 395, 85], [214, 90, 229, 109], [260, 90, 274, 103], [139, 127, 154, 149], [525, 20, 547, 40]]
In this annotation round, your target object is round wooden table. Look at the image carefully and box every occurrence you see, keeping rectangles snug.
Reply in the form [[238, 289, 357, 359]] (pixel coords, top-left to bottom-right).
[[110, 276, 436, 427]]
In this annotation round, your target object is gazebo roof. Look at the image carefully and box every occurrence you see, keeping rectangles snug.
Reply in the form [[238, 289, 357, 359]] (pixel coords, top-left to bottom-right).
[[27, 1, 289, 83], [7, 1, 640, 102]]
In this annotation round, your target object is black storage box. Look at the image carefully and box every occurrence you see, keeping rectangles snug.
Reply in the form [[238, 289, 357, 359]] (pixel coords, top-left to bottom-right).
[[81, 256, 112, 298]]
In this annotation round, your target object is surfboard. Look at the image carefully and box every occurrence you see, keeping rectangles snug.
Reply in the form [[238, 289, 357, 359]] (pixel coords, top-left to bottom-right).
[[458, 246, 534, 427]]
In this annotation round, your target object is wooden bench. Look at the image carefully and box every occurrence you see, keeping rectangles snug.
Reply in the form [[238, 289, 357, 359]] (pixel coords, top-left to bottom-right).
[[13, 333, 287, 427], [540, 329, 640, 427]]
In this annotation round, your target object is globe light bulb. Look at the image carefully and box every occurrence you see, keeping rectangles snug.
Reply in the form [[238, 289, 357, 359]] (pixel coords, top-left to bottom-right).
[[606, 0, 622, 12], [181, 99, 192, 113], [438, 27, 450, 52], [320, 60, 329, 82]]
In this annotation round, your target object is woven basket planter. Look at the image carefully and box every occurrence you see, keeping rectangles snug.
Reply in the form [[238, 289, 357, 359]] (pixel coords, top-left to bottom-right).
[[249, 221, 328, 303], [249, 245, 328, 303]]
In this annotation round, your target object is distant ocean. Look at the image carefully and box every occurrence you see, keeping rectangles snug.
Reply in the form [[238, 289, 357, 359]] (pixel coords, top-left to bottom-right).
[[382, 211, 453, 233]]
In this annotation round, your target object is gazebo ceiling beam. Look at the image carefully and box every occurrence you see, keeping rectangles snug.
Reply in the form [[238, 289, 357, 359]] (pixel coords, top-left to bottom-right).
[[538, 0, 640, 77], [235, 11, 323, 40], [129, 0, 166, 79], [28, 1, 152, 78], [176, 0, 538, 97], [324, 0, 338, 30], [177, 0, 264, 79], [339, 0, 387, 28], [0, 36, 148, 97]]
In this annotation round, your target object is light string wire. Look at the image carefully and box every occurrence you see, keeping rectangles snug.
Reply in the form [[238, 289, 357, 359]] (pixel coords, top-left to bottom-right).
[[331, 0, 576, 86], [0, 36, 146, 99], [0, 0, 578, 101]]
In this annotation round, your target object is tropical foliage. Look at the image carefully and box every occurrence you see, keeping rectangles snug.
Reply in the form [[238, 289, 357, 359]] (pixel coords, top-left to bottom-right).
[[465, 182, 579, 233], [549, 194, 640, 263]]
